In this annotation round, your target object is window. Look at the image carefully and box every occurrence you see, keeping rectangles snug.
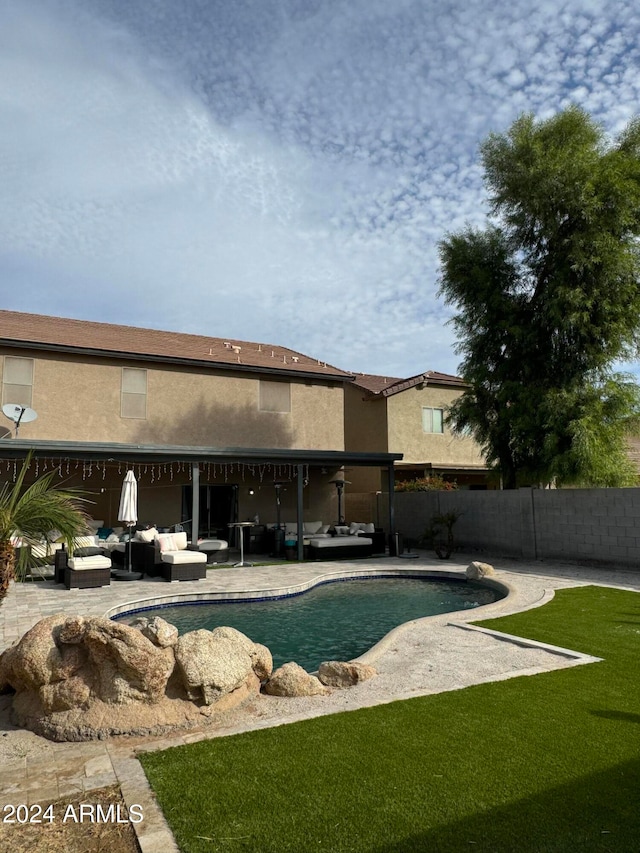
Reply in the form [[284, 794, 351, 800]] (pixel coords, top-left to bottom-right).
[[2, 357, 33, 407], [259, 380, 291, 413], [422, 407, 444, 434], [121, 368, 147, 419]]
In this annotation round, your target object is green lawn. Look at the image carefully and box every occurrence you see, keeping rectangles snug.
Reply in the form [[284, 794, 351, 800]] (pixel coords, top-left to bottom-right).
[[140, 585, 640, 852]]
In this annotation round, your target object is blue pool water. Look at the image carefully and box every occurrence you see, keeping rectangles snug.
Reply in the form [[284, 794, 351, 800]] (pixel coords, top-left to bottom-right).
[[117, 576, 502, 672]]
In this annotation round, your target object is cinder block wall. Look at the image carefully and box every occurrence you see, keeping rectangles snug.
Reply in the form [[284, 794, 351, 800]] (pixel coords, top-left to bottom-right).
[[393, 488, 640, 566], [532, 488, 640, 564]]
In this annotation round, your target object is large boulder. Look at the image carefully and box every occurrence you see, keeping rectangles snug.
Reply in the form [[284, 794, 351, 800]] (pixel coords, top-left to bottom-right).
[[250, 643, 273, 681], [317, 661, 377, 688], [0, 616, 262, 741], [209, 627, 273, 681], [0, 614, 73, 693], [466, 561, 496, 580], [57, 616, 174, 704], [174, 629, 256, 705], [264, 662, 329, 697]]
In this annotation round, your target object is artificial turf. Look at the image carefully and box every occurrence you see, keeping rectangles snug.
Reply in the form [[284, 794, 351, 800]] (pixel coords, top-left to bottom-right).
[[139, 585, 640, 852]]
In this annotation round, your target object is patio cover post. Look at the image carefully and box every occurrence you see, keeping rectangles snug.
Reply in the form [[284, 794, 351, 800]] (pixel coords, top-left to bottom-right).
[[387, 463, 396, 555], [296, 464, 304, 561], [191, 463, 199, 543]]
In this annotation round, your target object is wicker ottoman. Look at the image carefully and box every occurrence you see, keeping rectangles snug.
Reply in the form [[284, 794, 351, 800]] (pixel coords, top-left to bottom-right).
[[64, 555, 112, 589], [197, 538, 229, 564], [160, 550, 207, 582]]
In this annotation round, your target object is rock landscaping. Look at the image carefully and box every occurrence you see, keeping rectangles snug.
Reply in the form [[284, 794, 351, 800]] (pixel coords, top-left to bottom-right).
[[466, 560, 496, 579], [0, 614, 377, 741]]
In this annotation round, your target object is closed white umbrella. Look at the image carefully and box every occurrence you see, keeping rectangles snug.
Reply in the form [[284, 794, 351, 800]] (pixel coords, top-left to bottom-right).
[[118, 470, 138, 572]]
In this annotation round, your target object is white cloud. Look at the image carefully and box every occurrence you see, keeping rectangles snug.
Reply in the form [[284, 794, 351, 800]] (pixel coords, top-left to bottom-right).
[[2, 0, 640, 378]]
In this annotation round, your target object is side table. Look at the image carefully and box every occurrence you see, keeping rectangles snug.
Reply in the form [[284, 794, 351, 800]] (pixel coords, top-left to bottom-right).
[[227, 521, 254, 567]]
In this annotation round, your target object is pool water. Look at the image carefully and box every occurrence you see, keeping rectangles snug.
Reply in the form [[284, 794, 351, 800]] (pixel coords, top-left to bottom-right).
[[117, 576, 501, 672]]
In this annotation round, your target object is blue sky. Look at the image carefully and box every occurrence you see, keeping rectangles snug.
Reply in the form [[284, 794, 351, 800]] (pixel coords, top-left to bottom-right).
[[2, 0, 640, 378]]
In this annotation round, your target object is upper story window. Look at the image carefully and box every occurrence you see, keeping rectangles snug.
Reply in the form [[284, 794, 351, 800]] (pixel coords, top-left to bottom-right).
[[121, 368, 147, 419], [2, 356, 33, 407], [422, 407, 444, 434], [259, 380, 291, 413]]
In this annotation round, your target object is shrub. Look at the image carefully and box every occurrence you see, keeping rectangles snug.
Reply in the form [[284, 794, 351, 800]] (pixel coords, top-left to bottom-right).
[[395, 475, 458, 492]]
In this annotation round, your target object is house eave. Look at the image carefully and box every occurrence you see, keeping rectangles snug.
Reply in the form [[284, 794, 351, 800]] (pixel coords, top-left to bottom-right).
[[0, 438, 402, 468], [0, 339, 355, 384]]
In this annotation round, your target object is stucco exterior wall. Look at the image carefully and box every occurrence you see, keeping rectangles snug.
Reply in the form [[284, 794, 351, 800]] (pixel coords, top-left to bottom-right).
[[343, 383, 388, 494], [344, 384, 388, 452], [0, 350, 344, 451], [387, 385, 485, 467]]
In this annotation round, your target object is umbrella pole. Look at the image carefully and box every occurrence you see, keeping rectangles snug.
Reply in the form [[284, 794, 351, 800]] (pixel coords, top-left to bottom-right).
[[128, 524, 133, 572]]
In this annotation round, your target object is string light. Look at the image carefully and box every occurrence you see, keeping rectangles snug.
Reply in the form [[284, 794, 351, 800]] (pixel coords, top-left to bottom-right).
[[0, 456, 314, 486]]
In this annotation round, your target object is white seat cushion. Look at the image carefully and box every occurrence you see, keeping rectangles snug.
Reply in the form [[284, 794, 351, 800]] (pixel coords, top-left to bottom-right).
[[308, 536, 372, 548], [161, 550, 207, 565], [197, 539, 228, 551], [75, 535, 99, 548], [68, 555, 112, 570]]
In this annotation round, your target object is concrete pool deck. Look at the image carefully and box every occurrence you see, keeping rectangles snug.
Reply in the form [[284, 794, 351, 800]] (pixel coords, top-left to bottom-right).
[[0, 553, 639, 853]]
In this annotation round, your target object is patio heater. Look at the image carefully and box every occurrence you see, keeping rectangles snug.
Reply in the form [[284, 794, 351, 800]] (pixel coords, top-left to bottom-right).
[[272, 480, 289, 557], [330, 472, 351, 525]]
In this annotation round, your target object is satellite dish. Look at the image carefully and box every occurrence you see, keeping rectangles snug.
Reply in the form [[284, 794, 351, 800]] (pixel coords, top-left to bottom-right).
[[2, 403, 38, 437]]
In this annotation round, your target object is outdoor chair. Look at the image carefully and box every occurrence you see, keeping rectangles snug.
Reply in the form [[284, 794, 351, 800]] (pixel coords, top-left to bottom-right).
[[64, 554, 112, 589], [144, 531, 207, 581]]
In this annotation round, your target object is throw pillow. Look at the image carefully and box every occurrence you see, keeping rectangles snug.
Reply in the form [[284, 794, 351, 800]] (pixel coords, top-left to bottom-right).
[[156, 531, 188, 552], [73, 546, 104, 557], [136, 527, 158, 543]]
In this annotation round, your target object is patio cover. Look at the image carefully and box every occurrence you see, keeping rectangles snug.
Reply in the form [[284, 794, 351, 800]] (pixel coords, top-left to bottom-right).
[[0, 439, 403, 559]]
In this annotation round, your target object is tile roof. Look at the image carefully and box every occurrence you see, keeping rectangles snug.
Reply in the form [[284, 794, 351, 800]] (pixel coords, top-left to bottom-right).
[[0, 310, 353, 380], [352, 370, 466, 396], [350, 373, 404, 394]]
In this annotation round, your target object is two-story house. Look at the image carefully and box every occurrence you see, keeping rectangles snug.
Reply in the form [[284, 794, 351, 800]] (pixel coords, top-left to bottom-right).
[[0, 310, 402, 554]]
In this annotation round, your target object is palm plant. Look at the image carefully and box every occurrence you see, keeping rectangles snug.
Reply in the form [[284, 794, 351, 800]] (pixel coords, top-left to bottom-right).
[[0, 454, 91, 593]]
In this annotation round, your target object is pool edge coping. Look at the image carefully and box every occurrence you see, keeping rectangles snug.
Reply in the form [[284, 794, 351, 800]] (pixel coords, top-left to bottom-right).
[[104, 566, 523, 671]]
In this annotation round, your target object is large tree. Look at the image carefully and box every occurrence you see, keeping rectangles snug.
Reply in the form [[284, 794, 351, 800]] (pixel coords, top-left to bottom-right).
[[439, 106, 640, 488]]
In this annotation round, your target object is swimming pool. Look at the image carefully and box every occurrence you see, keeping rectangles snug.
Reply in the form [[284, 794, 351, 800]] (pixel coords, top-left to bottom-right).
[[116, 575, 503, 672]]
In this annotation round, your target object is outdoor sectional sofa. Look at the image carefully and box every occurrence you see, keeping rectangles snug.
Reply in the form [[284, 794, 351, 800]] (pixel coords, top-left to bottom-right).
[[271, 522, 384, 560], [307, 536, 373, 560]]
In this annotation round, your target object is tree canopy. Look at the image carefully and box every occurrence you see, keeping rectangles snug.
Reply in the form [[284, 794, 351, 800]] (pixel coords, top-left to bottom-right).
[[438, 106, 640, 488]]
